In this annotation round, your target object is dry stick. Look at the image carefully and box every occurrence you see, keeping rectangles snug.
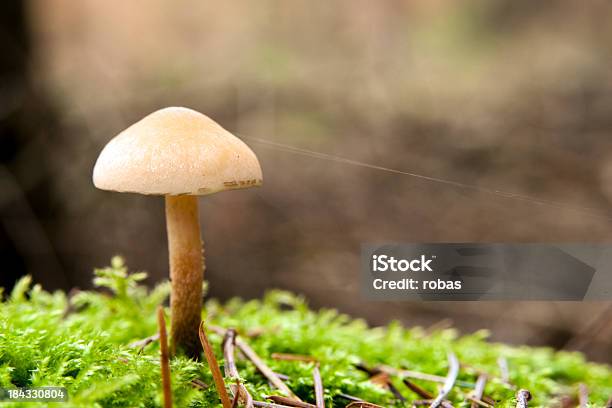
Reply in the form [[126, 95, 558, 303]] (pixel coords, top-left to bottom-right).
[[465, 397, 493, 408], [230, 379, 241, 408], [515, 389, 531, 408], [210, 325, 300, 401], [265, 395, 316, 408], [369, 372, 390, 387], [355, 364, 405, 402], [253, 402, 296, 408], [578, 383, 588, 408], [379, 366, 474, 389], [274, 372, 291, 381], [129, 333, 160, 353], [339, 394, 394, 408], [313, 364, 324, 408], [247, 327, 268, 338], [482, 396, 496, 406], [606, 396, 612, 408], [497, 357, 512, 385], [239, 341, 301, 400], [223, 329, 254, 408], [223, 329, 239, 376], [470, 374, 487, 408], [429, 353, 460, 408], [555, 395, 574, 408], [157, 307, 172, 408], [272, 353, 318, 363], [345, 402, 385, 408], [199, 322, 232, 408], [337, 393, 364, 402], [190, 379, 209, 390], [413, 400, 435, 406], [414, 401, 454, 408], [403, 378, 434, 399]]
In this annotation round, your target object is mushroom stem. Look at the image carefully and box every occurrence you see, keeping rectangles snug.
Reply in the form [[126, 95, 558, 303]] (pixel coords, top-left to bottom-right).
[[165, 195, 204, 357]]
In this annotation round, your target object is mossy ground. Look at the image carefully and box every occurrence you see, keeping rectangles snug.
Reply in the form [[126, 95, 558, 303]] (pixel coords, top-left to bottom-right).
[[0, 258, 610, 407]]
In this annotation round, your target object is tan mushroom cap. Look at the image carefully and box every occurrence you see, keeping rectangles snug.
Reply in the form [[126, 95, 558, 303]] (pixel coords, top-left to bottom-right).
[[93, 107, 262, 196]]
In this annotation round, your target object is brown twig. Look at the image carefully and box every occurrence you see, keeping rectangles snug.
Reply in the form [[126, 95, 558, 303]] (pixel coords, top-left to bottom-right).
[[253, 402, 296, 408], [413, 401, 454, 408], [210, 325, 300, 401], [470, 374, 487, 408], [190, 379, 209, 390], [157, 306, 172, 408], [199, 322, 232, 408], [223, 329, 254, 408], [379, 365, 474, 389], [578, 383, 588, 408], [338, 395, 388, 408], [515, 389, 531, 408], [606, 395, 612, 408], [369, 372, 389, 387], [231, 379, 241, 408], [337, 393, 364, 402], [313, 364, 324, 408], [355, 364, 405, 401], [466, 397, 493, 408], [274, 372, 291, 381], [223, 329, 239, 376], [429, 353, 460, 408], [555, 395, 574, 408], [497, 357, 510, 383], [272, 353, 318, 363], [266, 395, 316, 408], [129, 333, 160, 353], [413, 400, 435, 406], [403, 378, 434, 399], [345, 402, 385, 408], [238, 340, 300, 400]]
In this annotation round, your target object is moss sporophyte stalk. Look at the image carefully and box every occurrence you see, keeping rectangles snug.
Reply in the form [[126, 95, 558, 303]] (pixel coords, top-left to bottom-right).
[[0, 258, 611, 407]]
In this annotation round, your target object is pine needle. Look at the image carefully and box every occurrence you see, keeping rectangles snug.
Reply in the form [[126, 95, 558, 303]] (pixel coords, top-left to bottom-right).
[[403, 378, 434, 399], [223, 329, 254, 408], [516, 389, 532, 408], [313, 364, 324, 408], [211, 325, 300, 402], [199, 322, 232, 408], [429, 353, 459, 408], [265, 395, 316, 408], [470, 374, 487, 408], [272, 353, 318, 363], [157, 306, 172, 408]]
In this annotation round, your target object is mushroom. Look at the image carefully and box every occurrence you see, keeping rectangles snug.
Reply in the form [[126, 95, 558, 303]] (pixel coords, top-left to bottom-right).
[[93, 107, 262, 356]]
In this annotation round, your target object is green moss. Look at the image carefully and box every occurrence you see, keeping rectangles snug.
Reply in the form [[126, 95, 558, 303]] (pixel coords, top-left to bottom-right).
[[0, 257, 610, 407]]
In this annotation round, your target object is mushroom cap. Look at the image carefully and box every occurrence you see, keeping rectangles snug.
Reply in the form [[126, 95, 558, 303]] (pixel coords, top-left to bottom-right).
[[93, 107, 262, 196]]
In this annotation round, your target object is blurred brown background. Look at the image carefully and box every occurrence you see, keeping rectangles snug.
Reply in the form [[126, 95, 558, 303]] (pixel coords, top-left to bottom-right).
[[1, 1, 611, 362]]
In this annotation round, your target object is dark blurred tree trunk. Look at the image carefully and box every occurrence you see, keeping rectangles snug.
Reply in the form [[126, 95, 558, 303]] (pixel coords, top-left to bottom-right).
[[0, 1, 67, 293]]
